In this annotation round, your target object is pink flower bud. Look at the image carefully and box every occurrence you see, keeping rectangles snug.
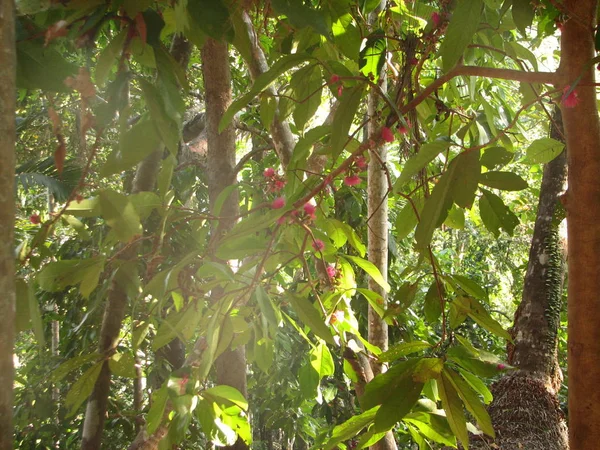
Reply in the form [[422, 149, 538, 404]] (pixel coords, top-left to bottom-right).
[[330, 74, 340, 84], [326, 265, 337, 278], [381, 126, 394, 143], [337, 85, 344, 97], [431, 12, 441, 27], [355, 156, 368, 169], [344, 175, 361, 186], [263, 167, 275, 177], [271, 197, 285, 209], [29, 214, 41, 224], [312, 239, 325, 251], [303, 203, 316, 217], [497, 363, 506, 370], [562, 85, 580, 108]]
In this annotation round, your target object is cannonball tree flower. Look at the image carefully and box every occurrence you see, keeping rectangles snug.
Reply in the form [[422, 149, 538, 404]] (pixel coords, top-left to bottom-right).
[[271, 197, 285, 209], [562, 85, 580, 108], [344, 174, 361, 186], [312, 239, 325, 251], [263, 167, 275, 177], [381, 126, 394, 143]]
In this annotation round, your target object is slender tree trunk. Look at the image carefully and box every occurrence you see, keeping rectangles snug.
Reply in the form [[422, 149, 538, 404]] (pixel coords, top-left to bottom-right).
[[471, 111, 568, 450], [201, 37, 248, 450], [560, 1, 600, 448], [0, 2, 15, 449], [81, 36, 191, 450]]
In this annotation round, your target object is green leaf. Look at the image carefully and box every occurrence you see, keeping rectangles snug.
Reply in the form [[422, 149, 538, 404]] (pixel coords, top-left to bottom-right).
[[291, 64, 323, 130], [109, 352, 137, 378], [219, 53, 314, 132], [457, 368, 493, 404], [99, 190, 143, 242], [524, 138, 565, 164], [16, 41, 77, 92], [378, 341, 432, 363], [332, 14, 361, 59], [15, 279, 45, 347], [139, 78, 180, 155], [445, 204, 465, 229], [344, 255, 390, 292], [260, 95, 277, 130], [395, 141, 451, 191], [95, 30, 126, 86], [438, 0, 483, 72], [479, 189, 519, 237], [65, 362, 103, 417], [147, 385, 168, 434], [372, 376, 424, 433], [271, 0, 330, 37], [415, 166, 454, 250], [101, 118, 161, 177], [452, 150, 481, 209], [479, 171, 528, 191], [38, 257, 106, 298], [158, 154, 177, 199], [437, 370, 469, 449], [187, 0, 232, 40], [255, 286, 282, 328], [468, 297, 511, 340], [444, 366, 495, 437], [359, 30, 386, 82], [288, 295, 335, 345], [204, 385, 248, 411], [480, 146, 513, 169], [404, 417, 456, 447], [310, 342, 335, 378], [64, 197, 101, 217], [395, 200, 420, 240], [512, 0, 535, 35], [50, 352, 100, 383], [424, 281, 442, 323], [323, 407, 379, 450], [330, 84, 365, 158], [451, 274, 487, 300], [362, 359, 420, 409]]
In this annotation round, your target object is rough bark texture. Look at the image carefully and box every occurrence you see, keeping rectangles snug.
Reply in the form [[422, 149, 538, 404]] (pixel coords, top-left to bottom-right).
[[0, 2, 15, 449], [560, 1, 600, 448], [239, 11, 295, 167], [202, 38, 248, 450], [81, 35, 191, 450], [471, 111, 568, 450]]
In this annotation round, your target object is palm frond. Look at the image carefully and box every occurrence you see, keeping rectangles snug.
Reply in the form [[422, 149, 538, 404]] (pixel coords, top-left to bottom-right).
[[16, 157, 81, 202]]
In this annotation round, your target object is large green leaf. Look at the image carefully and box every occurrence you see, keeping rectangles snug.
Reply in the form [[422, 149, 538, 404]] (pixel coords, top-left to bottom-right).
[[15, 279, 45, 347], [359, 30, 386, 82], [310, 341, 335, 378], [372, 376, 424, 433], [65, 362, 103, 417], [101, 118, 161, 177], [330, 84, 365, 158], [437, 370, 469, 449], [16, 41, 77, 92], [187, 0, 232, 40], [204, 385, 248, 411], [323, 407, 379, 450], [98, 190, 142, 242], [479, 189, 519, 237], [378, 341, 432, 363], [219, 53, 314, 132], [38, 257, 106, 298], [344, 255, 390, 292], [479, 171, 528, 191], [524, 138, 565, 164], [415, 165, 454, 250], [291, 64, 323, 130], [452, 150, 481, 209], [147, 385, 168, 434], [468, 297, 511, 340], [271, 0, 330, 37], [95, 30, 126, 86], [139, 78, 180, 155], [438, 0, 483, 72], [395, 141, 451, 191], [288, 295, 335, 345], [362, 359, 419, 409], [512, 0, 535, 35]]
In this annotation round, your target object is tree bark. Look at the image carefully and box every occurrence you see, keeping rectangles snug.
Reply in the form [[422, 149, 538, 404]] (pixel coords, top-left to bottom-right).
[[201, 37, 248, 450], [0, 2, 15, 449], [560, 1, 600, 448], [81, 36, 191, 450], [471, 110, 568, 450]]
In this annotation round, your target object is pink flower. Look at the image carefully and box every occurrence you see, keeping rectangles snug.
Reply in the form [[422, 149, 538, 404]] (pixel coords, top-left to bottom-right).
[[431, 12, 441, 27], [29, 214, 41, 224], [312, 239, 325, 251], [381, 126, 394, 143], [326, 265, 337, 278], [355, 156, 368, 169], [562, 85, 580, 108], [271, 197, 285, 209], [337, 85, 344, 97], [344, 175, 361, 186], [277, 215, 288, 225], [330, 74, 340, 84], [497, 363, 506, 370], [303, 202, 316, 217], [273, 180, 286, 191]]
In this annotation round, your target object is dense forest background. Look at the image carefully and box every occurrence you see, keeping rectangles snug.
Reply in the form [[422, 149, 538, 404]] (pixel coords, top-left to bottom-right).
[[1, 0, 600, 449]]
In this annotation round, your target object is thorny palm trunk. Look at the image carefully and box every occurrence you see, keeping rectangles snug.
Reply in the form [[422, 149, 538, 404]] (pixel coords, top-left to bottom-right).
[[201, 38, 247, 450], [81, 36, 191, 450], [560, 1, 600, 448], [0, 2, 15, 449], [472, 111, 568, 450]]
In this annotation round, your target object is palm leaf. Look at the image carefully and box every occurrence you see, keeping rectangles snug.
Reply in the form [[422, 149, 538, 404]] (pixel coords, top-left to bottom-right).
[[16, 157, 81, 202]]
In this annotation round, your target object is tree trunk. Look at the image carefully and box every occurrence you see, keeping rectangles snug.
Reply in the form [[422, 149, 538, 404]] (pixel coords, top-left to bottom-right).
[[471, 110, 568, 450], [560, 1, 600, 448], [201, 37, 248, 450], [0, 2, 15, 449], [81, 35, 191, 450]]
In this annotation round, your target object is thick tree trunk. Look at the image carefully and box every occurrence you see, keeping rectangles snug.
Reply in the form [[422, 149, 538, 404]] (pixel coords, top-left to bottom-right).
[[560, 1, 600, 448], [471, 111, 568, 450], [0, 2, 15, 449], [81, 35, 191, 450], [201, 38, 248, 450]]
